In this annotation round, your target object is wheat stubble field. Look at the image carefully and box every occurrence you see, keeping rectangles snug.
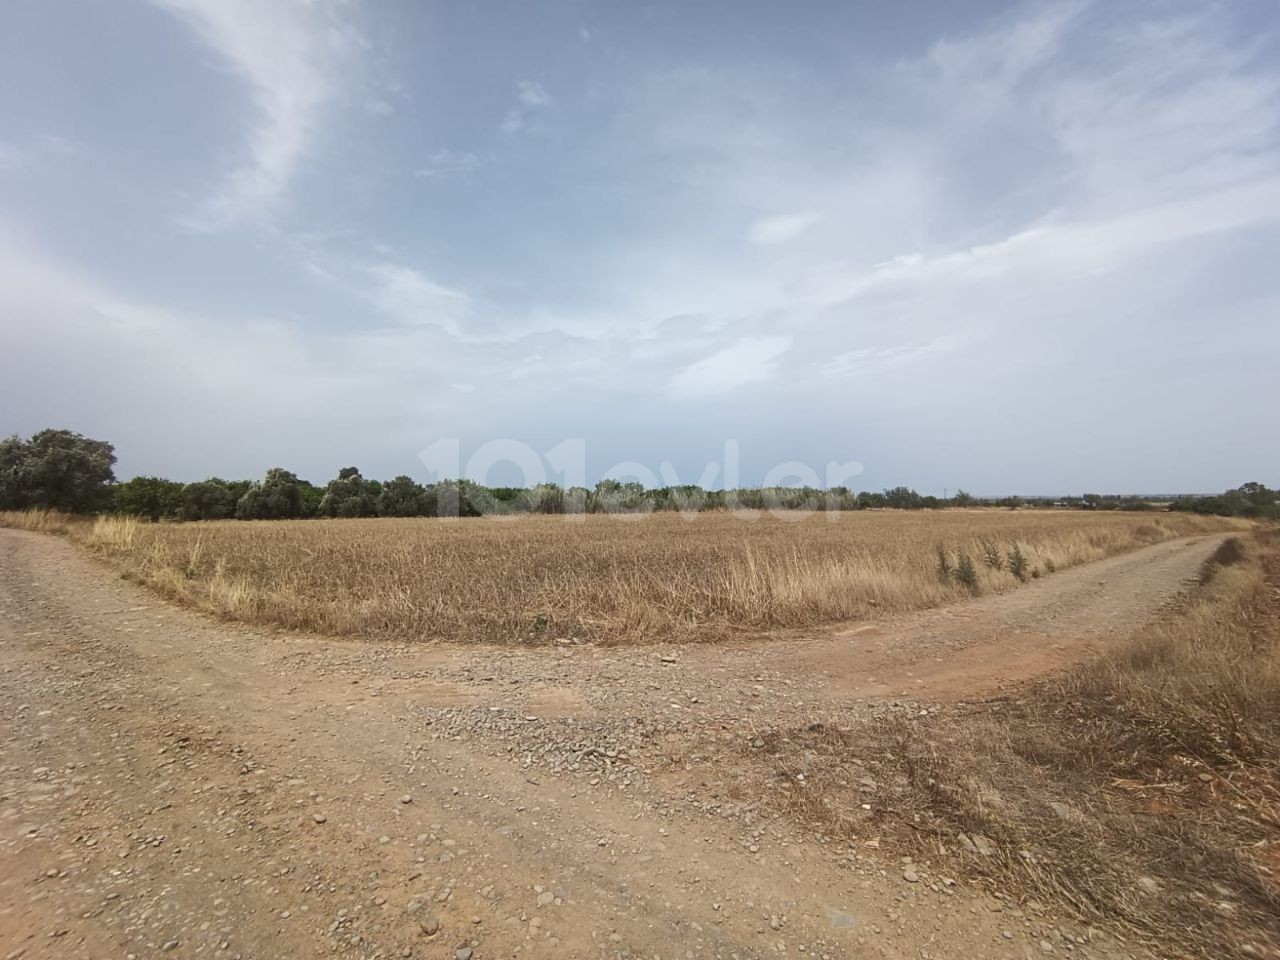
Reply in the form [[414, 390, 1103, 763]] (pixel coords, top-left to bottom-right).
[[23, 508, 1240, 644]]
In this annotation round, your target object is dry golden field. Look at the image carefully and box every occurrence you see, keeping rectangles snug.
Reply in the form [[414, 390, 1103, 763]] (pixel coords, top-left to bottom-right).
[[4, 508, 1240, 644]]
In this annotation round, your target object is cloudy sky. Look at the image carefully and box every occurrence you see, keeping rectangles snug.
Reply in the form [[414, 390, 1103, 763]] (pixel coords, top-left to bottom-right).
[[2, 0, 1277, 494]]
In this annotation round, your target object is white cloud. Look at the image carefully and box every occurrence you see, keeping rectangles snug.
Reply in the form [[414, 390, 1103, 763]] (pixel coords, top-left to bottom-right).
[[924, 0, 1087, 89], [516, 80, 552, 108], [747, 212, 819, 245], [366, 263, 472, 336], [798, 177, 1280, 307], [501, 79, 553, 134], [151, 0, 360, 228], [669, 336, 792, 399], [414, 149, 482, 178], [821, 338, 959, 380]]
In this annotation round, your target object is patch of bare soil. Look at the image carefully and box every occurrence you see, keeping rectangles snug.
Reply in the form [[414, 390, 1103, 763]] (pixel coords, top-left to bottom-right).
[[0, 529, 1230, 959]]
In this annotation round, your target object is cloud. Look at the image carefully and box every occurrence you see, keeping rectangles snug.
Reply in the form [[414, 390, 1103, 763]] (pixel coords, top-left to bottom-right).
[[669, 336, 792, 398], [747, 212, 819, 245], [516, 80, 552, 108], [365, 263, 472, 336], [150, 0, 360, 228], [0, 133, 78, 172], [413, 149, 482, 178], [501, 79, 553, 134], [923, 0, 1088, 89], [797, 177, 1280, 308], [821, 338, 959, 380]]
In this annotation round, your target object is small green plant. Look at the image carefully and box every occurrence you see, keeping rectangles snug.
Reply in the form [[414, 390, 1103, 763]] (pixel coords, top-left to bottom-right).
[[935, 545, 952, 582], [532, 612, 550, 634], [952, 553, 979, 593], [980, 540, 1003, 570], [1008, 544, 1028, 582], [1044, 558, 1056, 574]]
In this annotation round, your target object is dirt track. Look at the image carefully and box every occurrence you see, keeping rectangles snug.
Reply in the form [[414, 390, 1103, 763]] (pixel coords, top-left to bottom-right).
[[0, 529, 1223, 960]]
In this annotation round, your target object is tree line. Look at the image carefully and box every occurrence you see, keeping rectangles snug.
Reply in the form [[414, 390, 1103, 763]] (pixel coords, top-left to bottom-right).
[[2, 429, 1274, 521]]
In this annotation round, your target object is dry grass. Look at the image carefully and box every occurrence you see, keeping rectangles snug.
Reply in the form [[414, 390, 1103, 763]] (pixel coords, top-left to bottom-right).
[[0, 508, 75, 535], [0, 507, 1240, 644], [746, 527, 1280, 959]]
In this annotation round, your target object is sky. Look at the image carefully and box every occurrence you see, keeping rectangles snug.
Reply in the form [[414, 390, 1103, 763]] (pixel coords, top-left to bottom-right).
[[1, 0, 1278, 495]]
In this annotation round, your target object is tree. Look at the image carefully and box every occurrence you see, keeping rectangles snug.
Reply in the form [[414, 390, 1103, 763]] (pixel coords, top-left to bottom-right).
[[952, 489, 974, 507], [883, 486, 923, 509], [319, 467, 378, 518], [0, 435, 29, 509], [236, 468, 304, 519], [298, 481, 325, 518], [0, 429, 116, 512], [426, 479, 483, 518], [377, 475, 426, 517], [113, 476, 185, 520], [181, 480, 235, 520]]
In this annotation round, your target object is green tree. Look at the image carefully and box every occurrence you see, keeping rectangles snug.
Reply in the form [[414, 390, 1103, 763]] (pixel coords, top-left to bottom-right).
[[180, 480, 235, 520], [113, 476, 185, 520], [0, 435, 29, 509], [0, 429, 116, 512], [377, 475, 426, 517], [235, 468, 304, 520], [298, 480, 325, 518], [883, 486, 923, 509], [319, 467, 378, 517]]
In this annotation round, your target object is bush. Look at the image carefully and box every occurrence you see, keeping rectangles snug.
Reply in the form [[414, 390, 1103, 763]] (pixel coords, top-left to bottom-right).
[[952, 553, 979, 593], [1008, 544, 1028, 581]]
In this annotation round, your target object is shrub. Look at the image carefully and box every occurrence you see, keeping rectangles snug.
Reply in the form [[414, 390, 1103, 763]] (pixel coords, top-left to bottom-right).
[[935, 545, 952, 582], [952, 553, 979, 593], [1008, 544, 1028, 581]]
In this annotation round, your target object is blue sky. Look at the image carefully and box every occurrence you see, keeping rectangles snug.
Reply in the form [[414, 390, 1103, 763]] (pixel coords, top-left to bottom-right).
[[1, 0, 1277, 494]]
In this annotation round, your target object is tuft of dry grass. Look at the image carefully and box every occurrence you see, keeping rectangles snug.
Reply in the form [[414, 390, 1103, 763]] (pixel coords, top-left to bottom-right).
[[1, 508, 1239, 644], [0, 508, 75, 535], [744, 527, 1280, 959]]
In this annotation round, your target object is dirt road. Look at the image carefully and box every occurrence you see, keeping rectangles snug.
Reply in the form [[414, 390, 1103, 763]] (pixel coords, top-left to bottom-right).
[[0, 529, 1222, 960]]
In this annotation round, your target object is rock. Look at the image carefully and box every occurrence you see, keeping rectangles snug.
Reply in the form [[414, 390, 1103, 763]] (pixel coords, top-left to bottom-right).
[[902, 868, 919, 883], [400, 794, 413, 804], [1048, 801, 1073, 821], [312, 813, 327, 824], [455, 949, 473, 960], [958, 832, 995, 856], [536, 891, 554, 907], [419, 915, 440, 936]]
